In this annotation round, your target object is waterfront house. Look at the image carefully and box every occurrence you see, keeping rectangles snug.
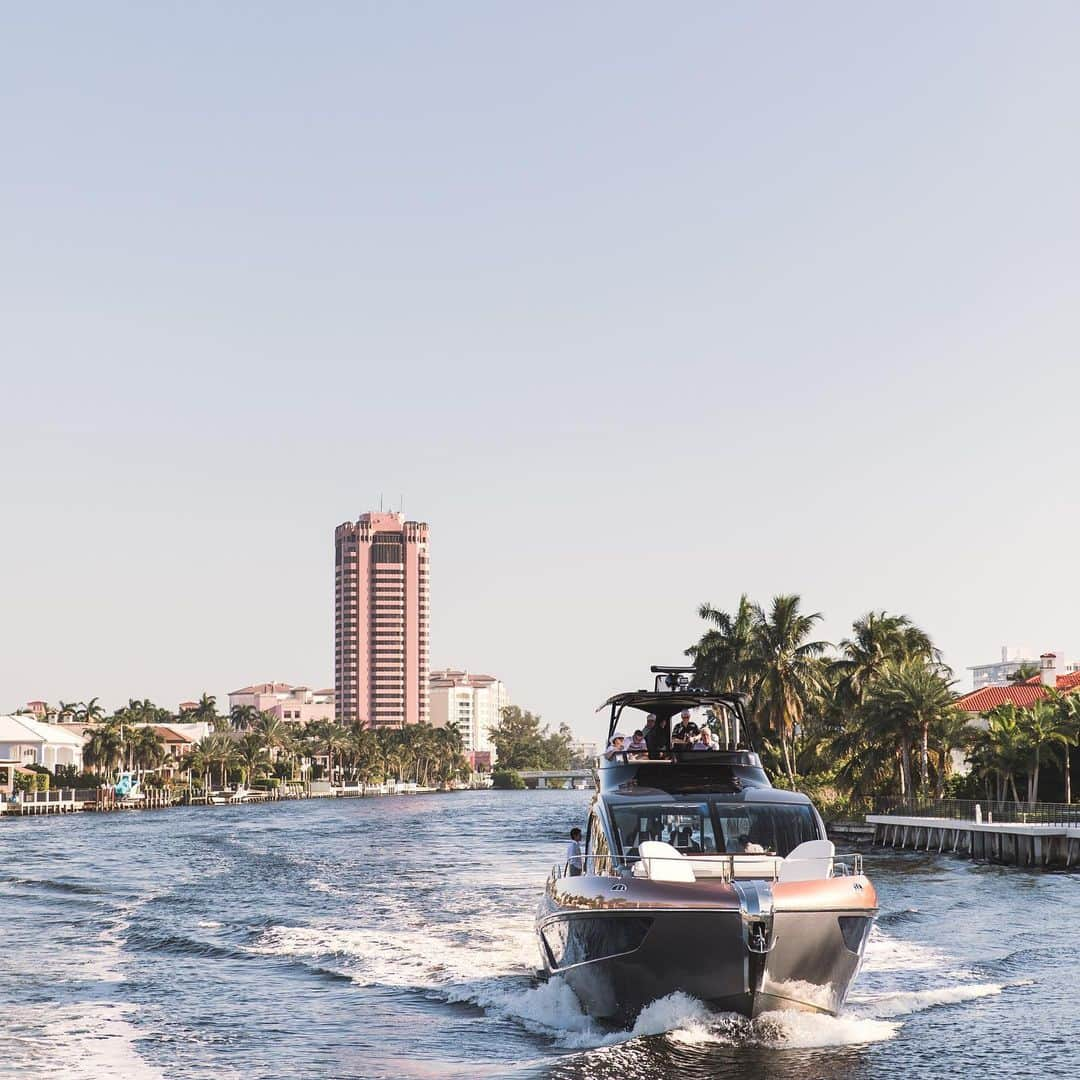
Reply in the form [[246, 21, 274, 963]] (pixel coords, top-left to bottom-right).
[[0, 714, 85, 771], [954, 653, 1080, 717]]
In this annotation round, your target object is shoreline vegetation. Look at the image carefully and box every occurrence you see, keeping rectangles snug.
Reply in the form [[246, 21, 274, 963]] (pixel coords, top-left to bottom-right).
[[685, 595, 1080, 818], [3, 700, 591, 819], [11, 593, 1074, 823]]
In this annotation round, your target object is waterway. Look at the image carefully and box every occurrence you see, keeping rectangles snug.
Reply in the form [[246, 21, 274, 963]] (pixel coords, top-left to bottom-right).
[[1, 790, 1077, 1078]]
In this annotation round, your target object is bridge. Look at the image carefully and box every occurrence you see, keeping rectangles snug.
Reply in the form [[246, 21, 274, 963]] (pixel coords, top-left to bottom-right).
[[516, 769, 594, 790]]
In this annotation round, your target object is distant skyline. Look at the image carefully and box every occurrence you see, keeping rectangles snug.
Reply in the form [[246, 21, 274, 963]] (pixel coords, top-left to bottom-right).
[[4, 3, 1080, 741]]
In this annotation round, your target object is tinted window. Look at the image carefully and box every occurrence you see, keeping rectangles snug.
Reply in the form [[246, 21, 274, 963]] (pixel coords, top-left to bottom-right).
[[611, 803, 718, 855], [712, 803, 818, 856]]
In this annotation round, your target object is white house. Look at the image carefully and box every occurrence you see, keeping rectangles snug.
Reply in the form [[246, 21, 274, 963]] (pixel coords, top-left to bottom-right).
[[0, 714, 85, 771]]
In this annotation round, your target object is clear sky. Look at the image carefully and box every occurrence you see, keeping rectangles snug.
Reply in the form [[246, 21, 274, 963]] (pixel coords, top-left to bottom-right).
[[3, 2, 1079, 739]]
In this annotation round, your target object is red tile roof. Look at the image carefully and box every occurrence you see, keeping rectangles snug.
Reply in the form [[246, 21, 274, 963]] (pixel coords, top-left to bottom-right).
[[955, 672, 1080, 713], [1023, 671, 1080, 690], [954, 685, 1049, 711]]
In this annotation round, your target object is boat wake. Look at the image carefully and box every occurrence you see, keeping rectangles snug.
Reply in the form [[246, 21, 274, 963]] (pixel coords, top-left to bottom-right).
[[246, 914, 1014, 1053]]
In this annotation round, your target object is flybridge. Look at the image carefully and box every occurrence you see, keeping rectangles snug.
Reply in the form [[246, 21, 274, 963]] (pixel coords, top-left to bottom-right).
[[598, 665, 755, 752]]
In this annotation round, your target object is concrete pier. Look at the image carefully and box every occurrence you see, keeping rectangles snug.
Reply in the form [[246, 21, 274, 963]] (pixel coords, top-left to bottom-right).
[[868, 814, 1080, 869]]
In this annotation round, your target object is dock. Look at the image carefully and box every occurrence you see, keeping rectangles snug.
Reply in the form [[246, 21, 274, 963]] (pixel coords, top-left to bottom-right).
[[867, 799, 1080, 869]]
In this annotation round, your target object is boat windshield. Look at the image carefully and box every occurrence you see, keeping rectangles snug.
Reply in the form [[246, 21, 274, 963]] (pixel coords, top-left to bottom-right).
[[611, 801, 818, 858]]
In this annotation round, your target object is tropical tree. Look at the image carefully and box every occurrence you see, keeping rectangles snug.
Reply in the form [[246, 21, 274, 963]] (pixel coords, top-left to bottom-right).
[[83, 722, 124, 781], [305, 719, 349, 783], [129, 725, 166, 774], [253, 712, 291, 763], [189, 693, 221, 728], [198, 733, 240, 788], [687, 595, 758, 695], [969, 704, 1027, 805], [857, 658, 955, 794], [749, 595, 830, 783], [77, 697, 106, 724], [235, 733, 271, 785], [832, 611, 936, 712], [230, 704, 259, 732], [1021, 698, 1062, 806], [488, 707, 572, 770], [1050, 691, 1080, 804]]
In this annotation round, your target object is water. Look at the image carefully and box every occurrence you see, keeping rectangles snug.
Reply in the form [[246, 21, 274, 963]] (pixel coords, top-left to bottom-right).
[[1, 790, 1077, 1079]]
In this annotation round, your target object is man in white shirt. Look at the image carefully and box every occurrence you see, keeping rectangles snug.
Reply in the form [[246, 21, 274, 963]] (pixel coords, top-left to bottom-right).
[[564, 827, 584, 876]]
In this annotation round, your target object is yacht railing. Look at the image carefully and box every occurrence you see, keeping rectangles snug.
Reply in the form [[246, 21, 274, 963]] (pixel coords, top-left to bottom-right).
[[549, 851, 864, 884]]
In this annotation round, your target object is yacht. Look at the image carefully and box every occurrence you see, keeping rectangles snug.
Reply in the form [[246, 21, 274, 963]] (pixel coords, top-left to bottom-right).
[[536, 666, 877, 1024]]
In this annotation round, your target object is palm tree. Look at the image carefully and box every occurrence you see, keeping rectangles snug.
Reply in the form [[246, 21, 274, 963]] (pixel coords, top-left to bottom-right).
[[185, 746, 213, 795], [198, 733, 240, 789], [56, 701, 79, 723], [749, 595, 830, 783], [687, 595, 758, 695], [78, 697, 106, 724], [833, 611, 936, 711], [230, 704, 258, 732], [130, 725, 166, 775], [971, 704, 1027, 805], [857, 658, 954, 795], [1022, 698, 1061, 807], [305, 720, 348, 784], [83, 723, 123, 782], [926, 706, 975, 799], [1050, 691, 1080, 803], [190, 693, 219, 727], [235, 733, 270, 786]]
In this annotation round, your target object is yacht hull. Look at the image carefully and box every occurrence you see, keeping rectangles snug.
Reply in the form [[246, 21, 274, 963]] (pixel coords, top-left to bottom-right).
[[536, 877, 876, 1025]]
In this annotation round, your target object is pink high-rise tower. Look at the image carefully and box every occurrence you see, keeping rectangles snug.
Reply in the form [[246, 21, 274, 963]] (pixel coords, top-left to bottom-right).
[[334, 512, 430, 728]]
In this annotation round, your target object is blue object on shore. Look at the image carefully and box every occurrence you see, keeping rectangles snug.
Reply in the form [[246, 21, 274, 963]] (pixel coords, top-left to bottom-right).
[[115, 772, 135, 797]]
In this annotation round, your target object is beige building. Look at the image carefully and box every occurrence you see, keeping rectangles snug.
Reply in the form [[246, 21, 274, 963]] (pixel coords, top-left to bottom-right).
[[228, 683, 335, 725], [429, 670, 509, 766]]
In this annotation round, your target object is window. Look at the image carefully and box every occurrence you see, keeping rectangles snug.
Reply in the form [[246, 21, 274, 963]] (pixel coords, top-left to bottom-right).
[[610, 800, 818, 858], [611, 802, 717, 856], [712, 803, 818, 856], [586, 814, 612, 875]]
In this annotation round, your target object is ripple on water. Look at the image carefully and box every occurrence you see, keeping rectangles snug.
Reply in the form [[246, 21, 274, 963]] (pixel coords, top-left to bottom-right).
[[1, 793, 1077, 1079]]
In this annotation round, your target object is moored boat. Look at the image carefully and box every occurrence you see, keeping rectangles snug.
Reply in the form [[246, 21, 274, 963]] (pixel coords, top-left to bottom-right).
[[535, 666, 877, 1024]]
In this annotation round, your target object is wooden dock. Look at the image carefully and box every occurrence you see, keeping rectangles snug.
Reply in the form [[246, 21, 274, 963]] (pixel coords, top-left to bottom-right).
[[867, 814, 1080, 869], [1, 790, 84, 816]]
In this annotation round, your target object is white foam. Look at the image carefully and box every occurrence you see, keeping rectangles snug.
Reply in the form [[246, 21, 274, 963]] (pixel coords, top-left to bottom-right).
[[860, 925, 954, 973], [0, 1003, 165, 1080], [854, 982, 1005, 1018], [760, 1010, 900, 1048]]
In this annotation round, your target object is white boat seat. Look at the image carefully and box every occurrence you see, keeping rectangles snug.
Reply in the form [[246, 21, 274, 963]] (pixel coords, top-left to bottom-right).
[[638, 840, 696, 882], [778, 839, 835, 882]]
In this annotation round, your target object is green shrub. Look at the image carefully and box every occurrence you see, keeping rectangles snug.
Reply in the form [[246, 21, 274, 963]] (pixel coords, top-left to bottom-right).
[[33, 772, 50, 792], [492, 769, 526, 790]]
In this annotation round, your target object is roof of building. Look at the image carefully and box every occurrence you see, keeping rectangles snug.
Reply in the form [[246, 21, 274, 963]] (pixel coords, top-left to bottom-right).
[[429, 669, 499, 687], [152, 725, 195, 744], [229, 683, 297, 696], [0, 715, 85, 746], [955, 671, 1080, 712]]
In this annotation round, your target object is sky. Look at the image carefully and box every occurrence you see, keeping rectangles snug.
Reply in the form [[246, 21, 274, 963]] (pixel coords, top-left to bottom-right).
[[3, 2, 1079, 740]]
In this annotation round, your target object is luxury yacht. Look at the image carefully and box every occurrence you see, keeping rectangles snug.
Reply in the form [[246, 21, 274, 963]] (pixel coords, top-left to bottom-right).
[[536, 666, 877, 1024]]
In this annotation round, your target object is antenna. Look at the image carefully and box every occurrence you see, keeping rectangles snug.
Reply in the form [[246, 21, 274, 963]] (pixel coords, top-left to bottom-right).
[[379, 493, 384, 512], [400, 493, 405, 516]]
